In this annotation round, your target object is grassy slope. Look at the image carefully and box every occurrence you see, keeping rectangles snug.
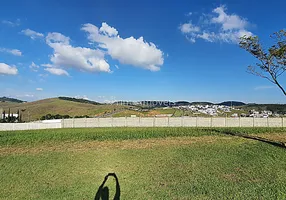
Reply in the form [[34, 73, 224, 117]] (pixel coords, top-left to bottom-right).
[[0, 98, 126, 121], [1, 128, 286, 199], [112, 110, 144, 117], [0, 102, 19, 108], [112, 108, 176, 117]]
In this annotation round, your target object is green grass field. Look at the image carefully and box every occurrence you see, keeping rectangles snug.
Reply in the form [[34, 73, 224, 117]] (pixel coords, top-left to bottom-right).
[[1, 127, 286, 199]]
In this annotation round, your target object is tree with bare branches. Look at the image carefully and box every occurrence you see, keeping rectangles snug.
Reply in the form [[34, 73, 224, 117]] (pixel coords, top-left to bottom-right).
[[240, 30, 286, 96]]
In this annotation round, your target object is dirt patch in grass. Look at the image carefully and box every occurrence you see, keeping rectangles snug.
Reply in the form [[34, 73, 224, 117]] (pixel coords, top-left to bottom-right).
[[0, 136, 240, 156]]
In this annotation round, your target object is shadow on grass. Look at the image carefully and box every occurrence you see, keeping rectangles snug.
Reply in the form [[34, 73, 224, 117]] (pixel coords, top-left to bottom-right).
[[94, 173, 120, 200], [209, 129, 286, 149]]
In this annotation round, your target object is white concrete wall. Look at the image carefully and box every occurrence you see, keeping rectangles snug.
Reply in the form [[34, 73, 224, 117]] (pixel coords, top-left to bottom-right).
[[113, 117, 126, 127], [268, 118, 283, 127], [226, 118, 240, 127], [240, 118, 254, 127], [0, 117, 285, 131], [140, 117, 154, 127], [182, 117, 197, 127], [62, 117, 284, 128], [168, 117, 183, 127], [212, 118, 226, 127], [0, 122, 62, 131], [197, 117, 211, 127]]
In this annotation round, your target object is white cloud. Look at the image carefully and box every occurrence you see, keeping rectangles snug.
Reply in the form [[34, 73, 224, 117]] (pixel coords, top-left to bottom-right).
[[211, 6, 247, 30], [41, 64, 53, 68], [74, 95, 89, 100], [0, 63, 18, 75], [179, 23, 200, 34], [9, 49, 22, 56], [16, 94, 34, 98], [99, 22, 118, 37], [187, 12, 192, 16], [44, 67, 69, 76], [186, 36, 196, 43], [29, 62, 39, 72], [81, 22, 164, 71], [0, 48, 22, 56], [46, 32, 70, 45], [36, 88, 43, 91], [180, 5, 253, 44], [21, 29, 44, 39], [2, 19, 20, 27], [45, 32, 111, 73]]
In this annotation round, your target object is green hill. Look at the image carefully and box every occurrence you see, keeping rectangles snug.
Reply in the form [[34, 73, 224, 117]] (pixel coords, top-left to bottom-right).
[[243, 104, 286, 114], [0, 98, 126, 121], [0, 96, 25, 103], [58, 96, 102, 105]]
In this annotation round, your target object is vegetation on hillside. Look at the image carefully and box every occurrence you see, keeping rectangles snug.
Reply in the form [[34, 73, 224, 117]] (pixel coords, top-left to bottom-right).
[[242, 104, 286, 114], [58, 97, 102, 105], [0, 96, 25, 103]]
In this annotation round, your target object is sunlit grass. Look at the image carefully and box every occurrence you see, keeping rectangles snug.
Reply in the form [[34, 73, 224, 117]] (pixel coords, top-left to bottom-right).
[[0, 127, 286, 199]]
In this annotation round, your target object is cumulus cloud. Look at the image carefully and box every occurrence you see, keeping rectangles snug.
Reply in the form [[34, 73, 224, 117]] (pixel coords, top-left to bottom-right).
[[44, 67, 69, 76], [36, 88, 43, 91], [179, 5, 253, 44], [81, 22, 164, 71], [29, 62, 39, 72], [0, 63, 18, 75], [0, 48, 22, 56], [21, 29, 44, 39], [45, 32, 111, 74], [99, 22, 118, 37]]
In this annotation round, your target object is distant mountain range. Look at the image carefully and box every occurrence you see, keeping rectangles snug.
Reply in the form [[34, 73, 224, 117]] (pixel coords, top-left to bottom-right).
[[114, 100, 246, 107], [0, 96, 278, 107]]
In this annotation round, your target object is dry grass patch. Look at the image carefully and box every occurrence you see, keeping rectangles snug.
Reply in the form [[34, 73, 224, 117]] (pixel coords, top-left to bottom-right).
[[0, 135, 241, 156], [250, 133, 286, 143]]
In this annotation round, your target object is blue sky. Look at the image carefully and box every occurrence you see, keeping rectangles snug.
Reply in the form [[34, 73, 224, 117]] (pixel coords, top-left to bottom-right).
[[0, 0, 285, 103]]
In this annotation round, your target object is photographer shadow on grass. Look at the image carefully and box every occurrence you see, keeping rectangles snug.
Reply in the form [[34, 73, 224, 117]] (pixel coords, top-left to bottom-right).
[[94, 173, 120, 200]]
